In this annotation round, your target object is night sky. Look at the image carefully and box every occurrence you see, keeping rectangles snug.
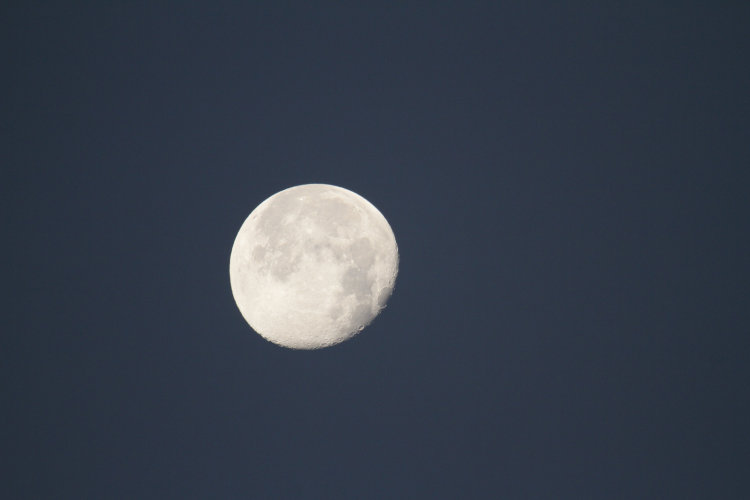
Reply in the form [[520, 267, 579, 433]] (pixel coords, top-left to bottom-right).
[[4, 2, 749, 498]]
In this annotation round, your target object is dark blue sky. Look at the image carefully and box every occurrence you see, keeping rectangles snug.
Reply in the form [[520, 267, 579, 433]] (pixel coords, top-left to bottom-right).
[[4, 2, 749, 498]]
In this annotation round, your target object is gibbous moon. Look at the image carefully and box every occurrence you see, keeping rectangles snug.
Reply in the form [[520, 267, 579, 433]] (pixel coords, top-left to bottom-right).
[[229, 184, 399, 349]]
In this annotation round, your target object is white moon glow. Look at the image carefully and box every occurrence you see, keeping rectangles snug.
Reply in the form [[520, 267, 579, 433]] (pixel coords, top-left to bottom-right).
[[229, 184, 399, 349]]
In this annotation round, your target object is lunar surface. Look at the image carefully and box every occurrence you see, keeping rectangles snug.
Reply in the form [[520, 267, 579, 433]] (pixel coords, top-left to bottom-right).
[[229, 184, 399, 349]]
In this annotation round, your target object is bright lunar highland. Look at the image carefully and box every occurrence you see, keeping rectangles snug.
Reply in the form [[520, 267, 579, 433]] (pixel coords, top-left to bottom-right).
[[229, 184, 399, 349]]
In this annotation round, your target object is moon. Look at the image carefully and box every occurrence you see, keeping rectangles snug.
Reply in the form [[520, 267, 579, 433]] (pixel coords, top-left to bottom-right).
[[229, 184, 399, 349]]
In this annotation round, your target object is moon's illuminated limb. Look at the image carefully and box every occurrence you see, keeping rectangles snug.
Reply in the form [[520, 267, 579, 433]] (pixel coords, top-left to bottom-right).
[[229, 184, 399, 349]]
